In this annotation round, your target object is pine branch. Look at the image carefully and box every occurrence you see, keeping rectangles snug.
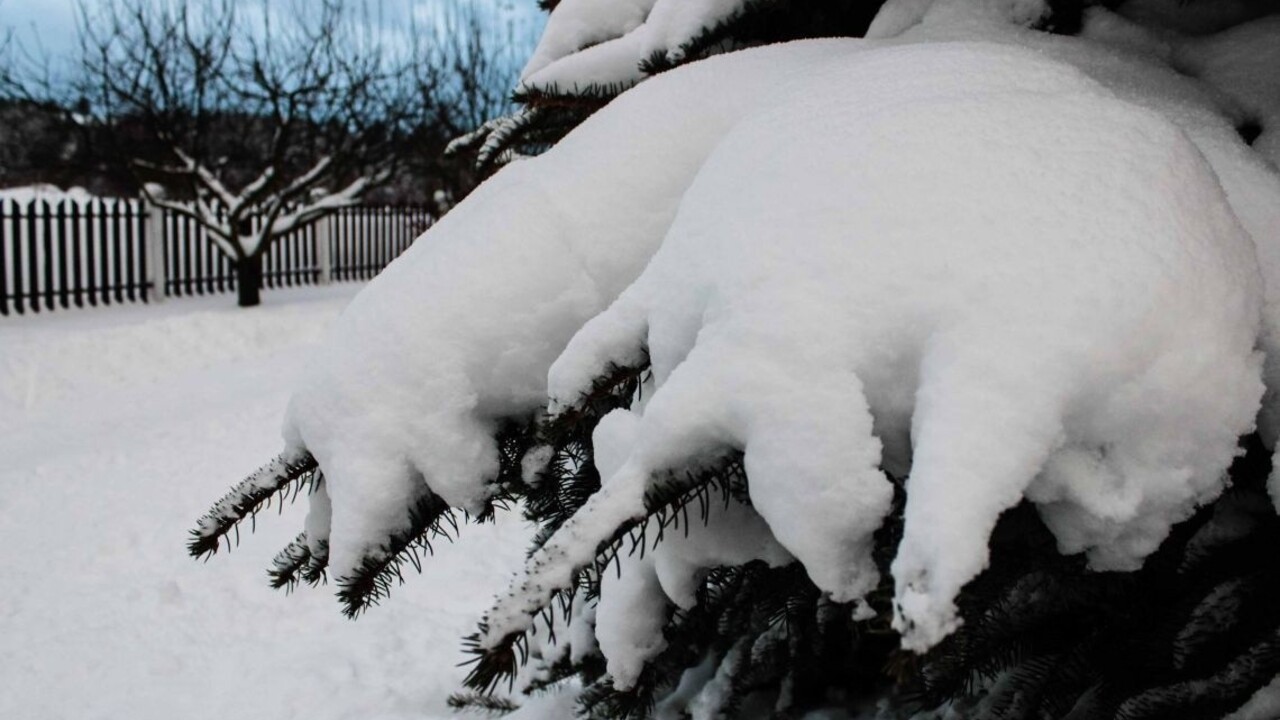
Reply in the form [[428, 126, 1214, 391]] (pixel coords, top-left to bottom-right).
[[518, 360, 651, 554], [334, 490, 460, 618], [895, 434, 1280, 720], [447, 691, 520, 716], [511, 82, 628, 111], [188, 451, 319, 559], [1115, 627, 1280, 720], [446, 105, 587, 175], [463, 457, 749, 696], [639, 0, 883, 77], [541, 358, 650, 447], [268, 531, 329, 591], [268, 532, 313, 591]]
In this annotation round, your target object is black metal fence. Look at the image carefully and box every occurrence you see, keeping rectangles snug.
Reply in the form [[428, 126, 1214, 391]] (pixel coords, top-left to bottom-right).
[[0, 197, 433, 315]]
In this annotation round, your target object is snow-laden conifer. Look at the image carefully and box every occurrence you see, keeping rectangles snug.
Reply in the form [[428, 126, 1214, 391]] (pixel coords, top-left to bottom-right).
[[193, 0, 1280, 716]]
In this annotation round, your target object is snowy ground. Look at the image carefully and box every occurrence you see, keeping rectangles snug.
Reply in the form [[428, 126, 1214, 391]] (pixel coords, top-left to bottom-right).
[[0, 286, 530, 720]]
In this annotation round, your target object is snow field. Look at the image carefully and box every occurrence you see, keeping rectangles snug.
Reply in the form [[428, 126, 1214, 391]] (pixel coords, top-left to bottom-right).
[[0, 287, 530, 720]]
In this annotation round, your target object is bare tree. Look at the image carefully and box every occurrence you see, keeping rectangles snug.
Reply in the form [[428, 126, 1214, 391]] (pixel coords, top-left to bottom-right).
[[76, 0, 412, 306], [405, 0, 534, 205], [416, 1, 532, 135]]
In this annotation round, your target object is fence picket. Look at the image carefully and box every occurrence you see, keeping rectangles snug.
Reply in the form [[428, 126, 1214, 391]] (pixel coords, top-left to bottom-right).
[[123, 201, 137, 303], [11, 203, 22, 314], [96, 200, 110, 305], [85, 202, 98, 307], [41, 200, 54, 310], [111, 201, 124, 304], [182, 215, 193, 296], [0, 202, 7, 316], [54, 201, 69, 309], [70, 202, 83, 308], [363, 207, 372, 279]]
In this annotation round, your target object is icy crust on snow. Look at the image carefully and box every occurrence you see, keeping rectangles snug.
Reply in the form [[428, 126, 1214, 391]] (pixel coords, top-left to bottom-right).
[[499, 40, 1268, 653], [520, 0, 752, 92], [283, 43, 866, 581]]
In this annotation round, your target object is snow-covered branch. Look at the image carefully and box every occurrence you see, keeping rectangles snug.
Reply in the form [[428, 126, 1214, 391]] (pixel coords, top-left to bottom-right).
[[138, 191, 237, 257], [245, 165, 389, 256], [172, 146, 239, 213]]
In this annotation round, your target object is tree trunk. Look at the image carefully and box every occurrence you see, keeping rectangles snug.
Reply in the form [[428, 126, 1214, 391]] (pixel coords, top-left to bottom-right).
[[236, 254, 263, 307]]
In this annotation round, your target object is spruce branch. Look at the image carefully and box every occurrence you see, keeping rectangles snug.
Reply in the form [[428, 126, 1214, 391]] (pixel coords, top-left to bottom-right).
[[541, 358, 650, 447], [268, 532, 313, 591], [334, 490, 461, 618], [445, 104, 587, 175], [188, 451, 319, 559], [639, 0, 883, 77], [895, 434, 1280, 719], [519, 359, 652, 554], [464, 456, 750, 697], [268, 532, 329, 591], [447, 691, 520, 716], [1115, 627, 1280, 720]]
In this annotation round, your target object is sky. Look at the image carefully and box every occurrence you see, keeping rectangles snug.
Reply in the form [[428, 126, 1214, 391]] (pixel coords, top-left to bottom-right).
[[2, 0, 544, 74]]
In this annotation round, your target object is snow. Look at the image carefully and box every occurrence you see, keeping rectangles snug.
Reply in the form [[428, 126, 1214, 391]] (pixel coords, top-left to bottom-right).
[[1228, 676, 1280, 720], [588, 407, 793, 683], [650, 497, 792, 611], [865, 0, 1049, 38], [284, 40, 862, 585], [537, 40, 1264, 652], [0, 287, 530, 720], [595, 550, 668, 690], [268, 0, 1280, 699], [6, 1, 1277, 716], [502, 682, 582, 719], [1116, 0, 1278, 36], [520, 0, 658, 79], [474, 2, 1278, 655], [1177, 15, 1280, 166], [686, 637, 749, 719], [0, 184, 97, 202], [519, 0, 750, 92]]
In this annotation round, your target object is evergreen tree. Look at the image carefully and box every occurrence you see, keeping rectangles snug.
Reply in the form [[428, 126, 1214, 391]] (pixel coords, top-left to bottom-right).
[[191, 0, 1280, 717]]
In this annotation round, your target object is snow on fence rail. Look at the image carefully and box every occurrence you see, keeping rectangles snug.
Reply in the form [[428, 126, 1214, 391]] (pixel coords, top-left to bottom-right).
[[0, 198, 433, 315]]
